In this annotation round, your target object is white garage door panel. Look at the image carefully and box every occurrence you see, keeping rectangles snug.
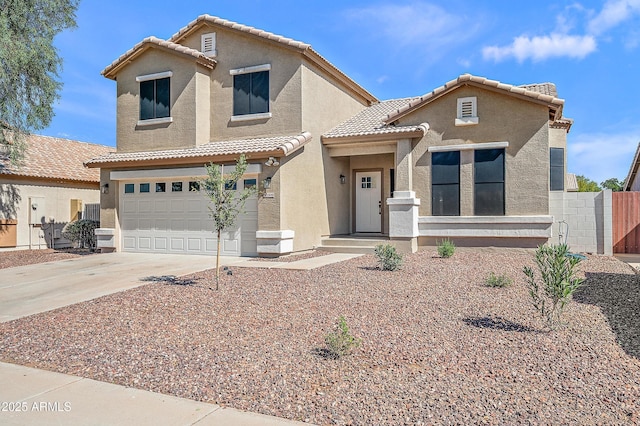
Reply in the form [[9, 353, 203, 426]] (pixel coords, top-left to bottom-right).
[[120, 178, 258, 256]]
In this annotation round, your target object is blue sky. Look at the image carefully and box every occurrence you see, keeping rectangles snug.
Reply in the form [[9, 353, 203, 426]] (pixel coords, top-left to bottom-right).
[[45, 0, 640, 183]]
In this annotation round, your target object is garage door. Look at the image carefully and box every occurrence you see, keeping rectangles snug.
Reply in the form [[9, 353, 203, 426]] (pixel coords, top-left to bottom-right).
[[120, 178, 257, 256]]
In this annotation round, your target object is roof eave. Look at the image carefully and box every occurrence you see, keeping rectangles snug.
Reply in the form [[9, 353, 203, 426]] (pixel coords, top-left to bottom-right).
[[102, 40, 217, 80], [322, 129, 425, 145]]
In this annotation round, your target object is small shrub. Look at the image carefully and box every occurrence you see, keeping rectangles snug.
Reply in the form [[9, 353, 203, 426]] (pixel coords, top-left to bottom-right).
[[374, 244, 403, 271], [62, 220, 98, 249], [484, 272, 513, 288], [325, 316, 361, 359], [523, 244, 584, 330], [437, 238, 455, 258]]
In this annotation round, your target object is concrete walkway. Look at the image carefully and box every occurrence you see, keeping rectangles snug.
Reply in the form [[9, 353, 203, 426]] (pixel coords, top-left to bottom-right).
[[0, 362, 306, 426], [0, 251, 362, 425]]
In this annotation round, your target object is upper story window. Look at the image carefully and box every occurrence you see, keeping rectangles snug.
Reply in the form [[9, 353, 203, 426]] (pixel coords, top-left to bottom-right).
[[136, 71, 172, 125], [230, 64, 271, 121], [201, 32, 217, 57], [455, 96, 478, 126]]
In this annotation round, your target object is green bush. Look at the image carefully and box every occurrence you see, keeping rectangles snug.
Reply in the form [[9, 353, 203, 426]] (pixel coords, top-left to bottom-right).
[[62, 220, 98, 249], [437, 238, 456, 258], [523, 244, 584, 330], [325, 316, 361, 359], [484, 272, 513, 288], [374, 244, 403, 271]]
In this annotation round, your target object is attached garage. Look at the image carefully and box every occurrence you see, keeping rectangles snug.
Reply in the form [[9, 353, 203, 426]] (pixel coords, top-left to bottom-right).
[[113, 168, 258, 256]]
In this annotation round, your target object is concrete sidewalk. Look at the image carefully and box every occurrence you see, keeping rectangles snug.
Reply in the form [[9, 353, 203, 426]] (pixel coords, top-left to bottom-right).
[[230, 252, 363, 270], [0, 362, 307, 425]]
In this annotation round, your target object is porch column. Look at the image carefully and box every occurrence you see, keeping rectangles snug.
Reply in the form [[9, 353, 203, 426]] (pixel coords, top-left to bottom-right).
[[395, 138, 413, 191], [387, 138, 420, 253]]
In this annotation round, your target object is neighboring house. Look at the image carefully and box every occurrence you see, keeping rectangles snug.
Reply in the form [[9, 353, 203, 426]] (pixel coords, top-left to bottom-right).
[[87, 15, 574, 257], [623, 142, 640, 191], [0, 134, 111, 250]]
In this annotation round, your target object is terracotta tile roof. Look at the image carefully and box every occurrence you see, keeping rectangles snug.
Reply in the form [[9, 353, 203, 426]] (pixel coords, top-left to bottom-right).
[[170, 14, 311, 50], [383, 74, 565, 124], [85, 132, 312, 167], [323, 97, 425, 139], [102, 36, 217, 79], [518, 83, 558, 98], [0, 134, 111, 183], [167, 15, 377, 105]]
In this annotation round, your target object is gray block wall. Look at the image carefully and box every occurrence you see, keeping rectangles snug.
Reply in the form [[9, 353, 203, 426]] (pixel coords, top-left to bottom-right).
[[548, 189, 612, 255]]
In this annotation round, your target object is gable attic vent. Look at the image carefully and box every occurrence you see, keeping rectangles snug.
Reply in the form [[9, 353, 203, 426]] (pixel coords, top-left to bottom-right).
[[201, 33, 217, 57], [455, 96, 478, 126]]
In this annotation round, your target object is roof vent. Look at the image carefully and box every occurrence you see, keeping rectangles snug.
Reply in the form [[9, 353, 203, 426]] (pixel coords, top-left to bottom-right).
[[201, 33, 217, 57]]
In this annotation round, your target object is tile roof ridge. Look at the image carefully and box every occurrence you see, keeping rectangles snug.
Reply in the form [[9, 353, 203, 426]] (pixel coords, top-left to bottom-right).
[[170, 14, 311, 50]]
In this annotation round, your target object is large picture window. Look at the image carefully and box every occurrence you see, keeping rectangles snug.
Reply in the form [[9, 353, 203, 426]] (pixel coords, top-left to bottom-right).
[[550, 148, 564, 191], [233, 70, 269, 116], [432, 151, 460, 216], [474, 149, 505, 215], [140, 77, 170, 120]]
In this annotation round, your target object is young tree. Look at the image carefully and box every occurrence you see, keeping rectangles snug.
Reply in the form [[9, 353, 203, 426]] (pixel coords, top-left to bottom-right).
[[200, 154, 257, 289], [600, 177, 623, 192], [576, 175, 602, 192], [0, 0, 79, 165]]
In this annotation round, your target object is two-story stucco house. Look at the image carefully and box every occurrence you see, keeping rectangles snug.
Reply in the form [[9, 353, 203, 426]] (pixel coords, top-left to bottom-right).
[[87, 15, 573, 256]]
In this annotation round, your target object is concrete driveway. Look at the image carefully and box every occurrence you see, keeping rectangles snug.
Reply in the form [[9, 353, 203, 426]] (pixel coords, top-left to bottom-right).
[[0, 252, 229, 322]]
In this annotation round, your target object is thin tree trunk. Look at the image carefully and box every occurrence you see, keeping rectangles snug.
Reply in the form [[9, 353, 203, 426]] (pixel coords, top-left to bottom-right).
[[216, 228, 222, 290]]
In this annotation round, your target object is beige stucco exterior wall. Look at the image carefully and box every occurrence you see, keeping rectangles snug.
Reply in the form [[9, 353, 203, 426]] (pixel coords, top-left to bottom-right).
[[115, 50, 209, 153], [278, 62, 369, 250], [399, 86, 551, 216], [0, 177, 99, 250], [179, 26, 304, 142]]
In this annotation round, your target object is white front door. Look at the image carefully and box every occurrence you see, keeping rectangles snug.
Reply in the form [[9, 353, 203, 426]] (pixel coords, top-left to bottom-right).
[[355, 171, 382, 233]]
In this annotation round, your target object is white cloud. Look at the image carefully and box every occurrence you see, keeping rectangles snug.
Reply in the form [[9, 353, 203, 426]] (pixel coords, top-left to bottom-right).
[[483, 33, 596, 63], [344, 2, 479, 51], [587, 0, 640, 35], [569, 130, 640, 182]]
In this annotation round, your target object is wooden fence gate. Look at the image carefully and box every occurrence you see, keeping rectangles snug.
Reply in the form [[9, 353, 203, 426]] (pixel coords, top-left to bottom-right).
[[613, 192, 640, 253]]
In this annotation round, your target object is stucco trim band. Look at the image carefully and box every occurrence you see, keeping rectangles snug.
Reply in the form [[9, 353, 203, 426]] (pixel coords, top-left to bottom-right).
[[256, 230, 295, 255], [418, 215, 553, 238], [428, 141, 509, 152]]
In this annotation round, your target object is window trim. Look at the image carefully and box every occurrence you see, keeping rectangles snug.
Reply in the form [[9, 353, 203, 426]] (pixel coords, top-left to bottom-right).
[[428, 141, 508, 153], [229, 63, 271, 75], [455, 96, 478, 126], [136, 71, 173, 82]]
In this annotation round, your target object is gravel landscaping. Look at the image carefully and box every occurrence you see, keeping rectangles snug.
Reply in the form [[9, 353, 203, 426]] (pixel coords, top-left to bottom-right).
[[0, 248, 95, 269], [1, 248, 639, 424]]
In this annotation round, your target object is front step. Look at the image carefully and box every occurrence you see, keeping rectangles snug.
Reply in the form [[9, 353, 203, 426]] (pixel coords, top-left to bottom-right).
[[317, 236, 388, 254]]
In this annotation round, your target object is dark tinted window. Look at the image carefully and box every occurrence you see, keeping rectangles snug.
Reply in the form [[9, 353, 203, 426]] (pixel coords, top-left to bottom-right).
[[172, 182, 183, 192], [550, 148, 564, 191], [474, 149, 505, 215], [140, 183, 150, 193], [124, 183, 134, 194], [189, 181, 200, 191], [432, 151, 460, 216], [233, 71, 269, 116], [139, 77, 170, 120], [156, 183, 166, 193]]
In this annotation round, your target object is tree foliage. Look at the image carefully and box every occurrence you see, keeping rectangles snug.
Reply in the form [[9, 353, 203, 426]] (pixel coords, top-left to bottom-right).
[[600, 177, 623, 192], [576, 175, 602, 192], [200, 154, 257, 289], [0, 0, 79, 164]]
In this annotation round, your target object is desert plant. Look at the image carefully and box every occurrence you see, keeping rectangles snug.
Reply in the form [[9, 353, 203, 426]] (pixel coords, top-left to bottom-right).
[[523, 244, 584, 330], [374, 243, 403, 271], [484, 272, 513, 288], [437, 238, 455, 258], [61, 219, 98, 249], [325, 316, 361, 359]]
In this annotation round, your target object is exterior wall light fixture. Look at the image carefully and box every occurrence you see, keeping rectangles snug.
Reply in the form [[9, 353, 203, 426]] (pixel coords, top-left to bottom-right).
[[340, 174, 346, 184], [101, 183, 109, 194], [263, 177, 272, 189]]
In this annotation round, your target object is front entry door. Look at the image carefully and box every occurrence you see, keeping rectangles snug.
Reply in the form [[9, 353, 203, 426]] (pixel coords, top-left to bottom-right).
[[355, 171, 382, 233]]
